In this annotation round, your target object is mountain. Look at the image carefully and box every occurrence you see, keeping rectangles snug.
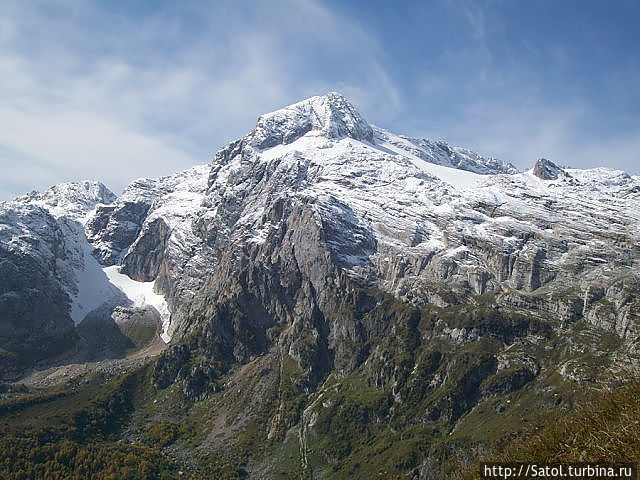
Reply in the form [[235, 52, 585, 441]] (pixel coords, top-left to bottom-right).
[[1, 92, 639, 478]]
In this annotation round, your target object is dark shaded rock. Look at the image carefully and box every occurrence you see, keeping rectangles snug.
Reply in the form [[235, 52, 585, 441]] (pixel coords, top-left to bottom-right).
[[0, 245, 77, 380], [76, 305, 135, 359], [112, 305, 162, 349], [533, 158, 565, 180], [481, 365, 537, 397], [86, 201, 152, 265], [152, 344, 192, 390], [121, 218, 171, 282]]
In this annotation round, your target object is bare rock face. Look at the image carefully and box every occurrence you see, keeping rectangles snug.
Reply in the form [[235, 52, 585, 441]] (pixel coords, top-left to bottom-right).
[[533, 157, 566, 180], [121, 217, 171, 282], [86, 200, 153, 265], [75, 304, 163, 361], [0, 239, 76, 380], [111, 305, 162, 348]]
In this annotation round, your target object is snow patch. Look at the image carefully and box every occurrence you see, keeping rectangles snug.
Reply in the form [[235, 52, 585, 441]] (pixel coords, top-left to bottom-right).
[[376, 141, 485, 189], [69, 238, 127, 324], [103, 266, 172, 343], [68, 238, 172, 343]]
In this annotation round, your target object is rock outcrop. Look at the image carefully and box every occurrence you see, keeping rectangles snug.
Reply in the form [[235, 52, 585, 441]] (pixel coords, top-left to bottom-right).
[[533, 157, 566, 180]]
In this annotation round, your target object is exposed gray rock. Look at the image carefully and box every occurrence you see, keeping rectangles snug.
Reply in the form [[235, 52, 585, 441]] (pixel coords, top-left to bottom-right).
[[121, 217, 171, 282], [533, 157, 566, 180], [86, 200, 153, 265]]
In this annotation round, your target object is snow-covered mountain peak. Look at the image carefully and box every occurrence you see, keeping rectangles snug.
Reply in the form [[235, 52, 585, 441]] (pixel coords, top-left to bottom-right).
[[118, 165, 209, 203], [248, 92, 374, 149], [3, 91, 640, 391], [11, 181, 116, 222], [212, 94, 516, 186]]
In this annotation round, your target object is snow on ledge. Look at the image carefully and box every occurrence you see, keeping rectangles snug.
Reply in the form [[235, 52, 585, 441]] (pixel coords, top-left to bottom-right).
[[103, 266, 172, 343]]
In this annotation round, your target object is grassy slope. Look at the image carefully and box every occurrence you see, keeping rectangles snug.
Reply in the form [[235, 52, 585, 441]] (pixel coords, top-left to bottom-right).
[[495, 381, 640, 464], [452, 380, 640, 479], [2, 354, 638, 479]]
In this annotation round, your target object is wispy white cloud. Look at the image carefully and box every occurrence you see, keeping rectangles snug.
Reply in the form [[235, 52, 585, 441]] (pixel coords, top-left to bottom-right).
[[444, 101, 587, 168], [0, 105, 199, 187], [459, 0, 489, 41], [0, 0, 401, 200]]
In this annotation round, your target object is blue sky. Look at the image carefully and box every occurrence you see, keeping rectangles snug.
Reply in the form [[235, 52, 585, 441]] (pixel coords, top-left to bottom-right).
[[1, 0, 638, 200]]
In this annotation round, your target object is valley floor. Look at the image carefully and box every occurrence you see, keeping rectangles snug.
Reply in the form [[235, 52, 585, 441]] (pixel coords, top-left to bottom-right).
[[14, 338, 166, 390]]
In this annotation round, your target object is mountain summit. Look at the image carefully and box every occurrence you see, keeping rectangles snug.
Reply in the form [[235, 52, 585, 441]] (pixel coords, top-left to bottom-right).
[[221, 92, 518, 177], [249, 92, 374, 149]]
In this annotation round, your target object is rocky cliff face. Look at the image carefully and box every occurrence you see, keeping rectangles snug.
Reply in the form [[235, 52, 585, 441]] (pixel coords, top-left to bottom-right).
[[83, 94, 638, 357], [2, 93, 639, 477]]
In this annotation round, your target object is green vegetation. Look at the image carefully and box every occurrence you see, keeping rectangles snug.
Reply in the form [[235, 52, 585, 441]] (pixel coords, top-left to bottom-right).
[[2, 287, 637, 479], [498, 380, 640, 463], [312, 375, 392, 461], [0, 346, 16, 357], [145, 421, 180, 448], [0, 390, 68, 415], [0, 437, 195, 480], [454, 380, 640, 479], [0, 366, 203, 479], [0, 332, 80, 380]]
